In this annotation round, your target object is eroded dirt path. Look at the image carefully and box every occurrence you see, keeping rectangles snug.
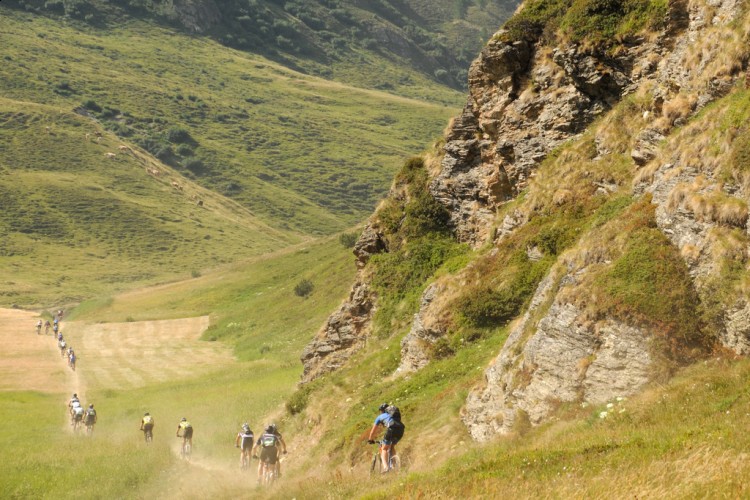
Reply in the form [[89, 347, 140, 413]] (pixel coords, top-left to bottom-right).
[[0, 308, 71, 393]]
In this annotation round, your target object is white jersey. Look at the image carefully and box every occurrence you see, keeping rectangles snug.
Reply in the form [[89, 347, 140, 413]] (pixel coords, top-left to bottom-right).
[[71, 400, 81, 408], [73, 406, 84, 416]]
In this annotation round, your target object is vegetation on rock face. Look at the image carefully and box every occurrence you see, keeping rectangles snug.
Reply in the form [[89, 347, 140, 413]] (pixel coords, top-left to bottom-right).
[[590, 197, 704, 355], [500, 0, 668, 45], [369, 157, 467, 335]]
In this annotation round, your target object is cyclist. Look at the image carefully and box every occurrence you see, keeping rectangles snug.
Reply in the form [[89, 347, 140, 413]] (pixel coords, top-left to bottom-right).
[[84, 404, 97, 434], [72, 404, 84, 429], [58, 338, 66, 355], [253, 424, 286, 483], [140, 412, 154, 442], [36, 320, 42, 334], [44, 320, 51, 335], [235, 423, 254, 468], [176, 417, 193, 457], [367, 403, 405, 474], [69, 351, 76, 371]]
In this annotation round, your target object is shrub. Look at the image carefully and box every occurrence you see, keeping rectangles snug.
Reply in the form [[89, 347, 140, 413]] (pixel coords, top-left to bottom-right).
[[82, 99, 102, 112], [339, 231, 358, 248], [166, 127, 193, 144], [183, 157, 206, 174], [286, 384, 312, 414], [294, 279, 314, 297]]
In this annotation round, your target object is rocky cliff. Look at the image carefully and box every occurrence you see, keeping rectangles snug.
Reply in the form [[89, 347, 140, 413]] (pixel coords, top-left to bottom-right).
[[303, 0, 750, 444]]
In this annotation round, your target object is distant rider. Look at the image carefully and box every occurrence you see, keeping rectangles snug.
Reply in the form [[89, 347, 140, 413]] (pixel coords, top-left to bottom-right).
[[36, 320, 42, 334], [176, 417, 193, 456], [44, 320, 51, 334], [84, 404, 97, 433], [141, 412, 154, 441], [367, 403, 405, 473], [235, 423, 254, 467]]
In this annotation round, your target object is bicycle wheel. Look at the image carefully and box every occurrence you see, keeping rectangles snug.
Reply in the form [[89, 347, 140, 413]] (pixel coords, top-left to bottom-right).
[[370, 452, 382, 475], [389, 454, 400, 473], [184, 443, 192, 460]]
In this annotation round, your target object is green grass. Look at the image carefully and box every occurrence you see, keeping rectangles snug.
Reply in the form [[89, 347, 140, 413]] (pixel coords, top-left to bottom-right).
[[0, 8, 462, 237], [5, 0, 516, 92], [70, 235, 357, 364]]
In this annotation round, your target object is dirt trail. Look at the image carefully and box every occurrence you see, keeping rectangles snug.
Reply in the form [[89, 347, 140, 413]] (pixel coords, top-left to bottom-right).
[[0, 308, 73, 394]]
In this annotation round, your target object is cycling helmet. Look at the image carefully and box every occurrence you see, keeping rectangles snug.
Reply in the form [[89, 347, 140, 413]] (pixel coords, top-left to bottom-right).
[[72, 393, 77, 398], [242, 423, 250, 432], [181, 417, 187, 422], [265, 425, 274, 433], [89, 404, 94, 409], [379, 403, 388, 412], [144, 412, 150, 416]]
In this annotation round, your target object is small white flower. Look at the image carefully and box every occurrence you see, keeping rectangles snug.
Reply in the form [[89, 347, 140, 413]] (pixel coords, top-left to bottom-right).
[[581, 402, 589, 408], [606, 403, 614, 409], [616, 397, 624, 402], [599, 411, 608, 419]]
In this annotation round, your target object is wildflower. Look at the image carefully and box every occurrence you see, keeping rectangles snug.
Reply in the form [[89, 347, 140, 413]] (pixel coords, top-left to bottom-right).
[[606, 403, 614, 409], [599, 411, 608, 419]]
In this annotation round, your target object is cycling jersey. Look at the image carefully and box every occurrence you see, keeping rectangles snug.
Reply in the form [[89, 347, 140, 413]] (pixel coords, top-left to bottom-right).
[[238, 431, 254, 450], [256, 432, 280, 448], [179, 421, 192, 431], [142, 416, 154, 426], [374, 412, 396, 427]]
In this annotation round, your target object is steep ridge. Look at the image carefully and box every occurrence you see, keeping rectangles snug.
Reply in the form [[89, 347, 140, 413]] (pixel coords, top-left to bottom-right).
[[299, 0, 750, 454]]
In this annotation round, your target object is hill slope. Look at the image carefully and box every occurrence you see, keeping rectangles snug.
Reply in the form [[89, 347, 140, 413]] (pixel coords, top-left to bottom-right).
[[0, 8, 462, 236], [4, 0, 519, 90]]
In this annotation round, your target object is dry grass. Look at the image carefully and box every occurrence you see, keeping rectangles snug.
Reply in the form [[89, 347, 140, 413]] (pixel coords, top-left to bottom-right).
[[668, 179, 749, 228]]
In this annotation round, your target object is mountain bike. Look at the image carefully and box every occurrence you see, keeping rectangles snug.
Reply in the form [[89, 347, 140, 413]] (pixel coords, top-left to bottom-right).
[[86, 421, 95, 436], [259, 459, 277, 486], [239, 448, 251, 470], [180, 438, 192, 461], [370, 440, 400, 475], [143, 426, 153, 444], [72, 415, 82, 433]]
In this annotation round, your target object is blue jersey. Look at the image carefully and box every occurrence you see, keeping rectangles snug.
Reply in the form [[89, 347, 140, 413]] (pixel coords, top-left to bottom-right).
[[374, 412, 394, 427]]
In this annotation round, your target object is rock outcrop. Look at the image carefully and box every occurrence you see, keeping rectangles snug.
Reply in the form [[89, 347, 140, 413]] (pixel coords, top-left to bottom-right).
[[431, 28, 663, 246], [461, 0, 749, 442], [463, 273, 653, 442], [300, 279, 376, 383]]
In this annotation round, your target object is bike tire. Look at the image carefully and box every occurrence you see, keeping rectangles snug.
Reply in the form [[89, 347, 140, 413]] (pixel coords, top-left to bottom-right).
[[370, 453, 381, 475], [389, 455, 400, 473]]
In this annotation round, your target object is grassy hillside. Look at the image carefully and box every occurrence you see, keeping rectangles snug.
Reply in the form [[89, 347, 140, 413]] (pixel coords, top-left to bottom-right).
[[0, 8, 462, 235], [0, 97, 304, 307], [4, 0, 518, 90]]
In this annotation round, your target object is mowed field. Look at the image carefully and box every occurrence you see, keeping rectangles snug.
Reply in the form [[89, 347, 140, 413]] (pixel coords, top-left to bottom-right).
[[67, 316, 233, 390]]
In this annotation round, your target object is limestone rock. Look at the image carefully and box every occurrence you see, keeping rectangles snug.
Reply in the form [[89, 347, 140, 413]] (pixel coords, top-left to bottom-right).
[[397, 284, 446, 373], [723, 301, 750, 355], [300, 280, 376, 383], [463, 286, 653, 441], [353, 223, 385, 268]]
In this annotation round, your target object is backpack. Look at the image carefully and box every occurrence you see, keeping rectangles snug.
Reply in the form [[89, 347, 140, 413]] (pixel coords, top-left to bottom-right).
[[386, 405, 401, 424]]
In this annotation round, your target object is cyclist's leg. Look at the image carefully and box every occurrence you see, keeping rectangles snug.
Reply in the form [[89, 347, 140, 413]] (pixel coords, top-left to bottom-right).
[[380, 443, 391, 472]]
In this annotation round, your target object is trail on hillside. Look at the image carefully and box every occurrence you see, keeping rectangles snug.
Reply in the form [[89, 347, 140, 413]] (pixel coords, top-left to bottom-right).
[[0, 308, 71, 393]]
